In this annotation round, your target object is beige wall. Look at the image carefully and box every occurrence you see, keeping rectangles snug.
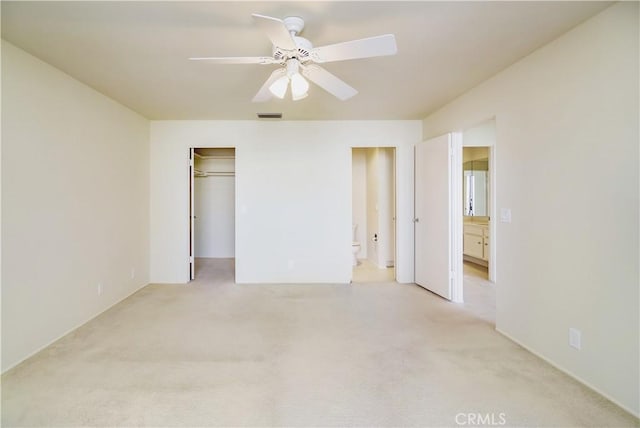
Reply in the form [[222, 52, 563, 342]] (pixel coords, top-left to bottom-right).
[[150, 121, 420, 285], [1, 41, 150, 371], [423, 3, 639, 415]]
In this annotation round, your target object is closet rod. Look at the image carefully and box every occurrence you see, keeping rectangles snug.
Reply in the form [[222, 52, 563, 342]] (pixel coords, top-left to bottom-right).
[[195, 172, 235, 177], [194, 153, 235, 160]]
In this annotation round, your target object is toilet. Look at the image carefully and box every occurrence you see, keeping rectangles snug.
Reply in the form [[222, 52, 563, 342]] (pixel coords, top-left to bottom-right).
[[352, 224, 361, 266]]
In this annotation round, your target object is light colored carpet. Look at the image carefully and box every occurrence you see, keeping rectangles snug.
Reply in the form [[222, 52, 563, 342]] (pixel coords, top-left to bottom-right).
[[352, 259, 395, 283], [2, 258, 637, 427]]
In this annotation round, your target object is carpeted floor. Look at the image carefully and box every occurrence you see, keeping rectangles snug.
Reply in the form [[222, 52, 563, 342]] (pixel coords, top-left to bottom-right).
[[1, 258, 637, 427]]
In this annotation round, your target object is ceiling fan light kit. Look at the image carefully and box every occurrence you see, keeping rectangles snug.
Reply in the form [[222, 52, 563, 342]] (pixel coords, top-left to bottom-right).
[[190, 13, 398, 103], [268, 59, 310, 100]]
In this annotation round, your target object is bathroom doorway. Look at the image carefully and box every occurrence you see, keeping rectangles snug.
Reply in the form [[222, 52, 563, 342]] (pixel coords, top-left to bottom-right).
[[351, 147, 396, 283], [189, 147, 236, 281], [460, 120, 496, 323]]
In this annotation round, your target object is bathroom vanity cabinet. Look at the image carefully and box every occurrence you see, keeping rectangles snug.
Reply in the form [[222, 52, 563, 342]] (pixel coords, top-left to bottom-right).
[[463, 223, 489, 264]]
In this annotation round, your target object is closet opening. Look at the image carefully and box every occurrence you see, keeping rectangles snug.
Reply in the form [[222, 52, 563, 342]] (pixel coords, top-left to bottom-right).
[[189, 147, 236, 282]]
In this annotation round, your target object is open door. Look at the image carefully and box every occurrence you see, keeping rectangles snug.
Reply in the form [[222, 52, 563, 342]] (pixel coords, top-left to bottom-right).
[[414, 133, 462, 301], [189, 147, 195, 280]]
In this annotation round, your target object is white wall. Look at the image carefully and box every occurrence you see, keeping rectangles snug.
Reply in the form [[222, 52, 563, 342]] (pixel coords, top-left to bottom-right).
[[150, 121, 420, 284], [422, 3, 639, 415], [463, 119, 496, 148], [194, 155, 235, 258], [351, 149, 367, 259], [366, 148, 379, 266], [195, 177, 235, 258], [379, 147, 395, 268], [1, 41, 150, 372]]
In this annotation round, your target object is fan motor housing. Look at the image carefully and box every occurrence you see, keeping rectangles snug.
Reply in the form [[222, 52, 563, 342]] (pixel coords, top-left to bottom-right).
[[273, 36, 313, 63]]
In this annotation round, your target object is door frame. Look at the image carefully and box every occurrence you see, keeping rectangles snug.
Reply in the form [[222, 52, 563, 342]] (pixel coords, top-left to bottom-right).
[[188, 146, 237, 282], [189, 147, 195, 280], [350, 146, 398, 281]]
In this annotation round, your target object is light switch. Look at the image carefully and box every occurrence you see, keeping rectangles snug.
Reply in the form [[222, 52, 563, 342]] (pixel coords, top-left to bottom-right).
[[500, 208, 512, 223]]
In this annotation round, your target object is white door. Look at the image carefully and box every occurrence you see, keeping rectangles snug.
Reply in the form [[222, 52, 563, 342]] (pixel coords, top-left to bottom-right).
[[189, 147, 195, 280], [414, 133, 462, 301]]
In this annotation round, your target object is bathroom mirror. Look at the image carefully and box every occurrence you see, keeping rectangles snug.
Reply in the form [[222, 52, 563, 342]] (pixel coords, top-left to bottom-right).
[[463, 158, 488, 216]]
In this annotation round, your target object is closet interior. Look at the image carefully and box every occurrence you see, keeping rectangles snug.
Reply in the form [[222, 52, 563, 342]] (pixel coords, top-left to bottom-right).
[[192, 148, 236, 278]]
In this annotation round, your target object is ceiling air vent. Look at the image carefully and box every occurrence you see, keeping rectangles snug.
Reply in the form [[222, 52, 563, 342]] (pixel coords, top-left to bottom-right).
[[257, 113, 282, 119]]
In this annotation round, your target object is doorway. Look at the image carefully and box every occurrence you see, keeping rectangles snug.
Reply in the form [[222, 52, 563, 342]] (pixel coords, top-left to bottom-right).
[[351, 147, 396, 283], [189, 148, 236, 281], [461, 119, 496, 322], [413, 123, 495, 317]]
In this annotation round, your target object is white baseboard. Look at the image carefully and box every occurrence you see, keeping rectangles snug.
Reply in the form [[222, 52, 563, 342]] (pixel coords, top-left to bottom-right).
[[2, 281, 149, 374], [496, 327, 639, 419]]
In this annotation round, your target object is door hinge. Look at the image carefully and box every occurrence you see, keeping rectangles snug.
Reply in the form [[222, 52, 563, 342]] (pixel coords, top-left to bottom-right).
[[190, 158, 194, 167], [190, 256, 194, 263]]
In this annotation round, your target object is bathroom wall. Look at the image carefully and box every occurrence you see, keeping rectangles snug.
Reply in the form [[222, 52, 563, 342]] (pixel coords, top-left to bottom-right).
[[365, 149, 379, 265], [150, 121, 421, 284], [351, 149, 368, 259], [355, 147, 395, 268], [378, 148, 395, 268]]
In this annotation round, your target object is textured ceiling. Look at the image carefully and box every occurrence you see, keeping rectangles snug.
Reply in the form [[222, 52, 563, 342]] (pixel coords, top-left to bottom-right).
[[1, 1, 611, 120]]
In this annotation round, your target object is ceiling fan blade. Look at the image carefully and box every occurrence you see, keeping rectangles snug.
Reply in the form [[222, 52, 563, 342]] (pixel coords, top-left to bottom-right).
[[252, 68, 287, 102], [252, 14, 297, 51], [189, 56, 277, 65], [301, 64, 358, 101], [310, 34, 397, 63]]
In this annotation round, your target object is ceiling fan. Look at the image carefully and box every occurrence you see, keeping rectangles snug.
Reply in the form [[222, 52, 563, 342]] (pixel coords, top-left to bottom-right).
[[190, 14, 398, 102]]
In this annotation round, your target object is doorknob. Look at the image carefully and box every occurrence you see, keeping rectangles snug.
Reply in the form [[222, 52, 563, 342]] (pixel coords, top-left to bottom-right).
[[413, 218, 420, 223]]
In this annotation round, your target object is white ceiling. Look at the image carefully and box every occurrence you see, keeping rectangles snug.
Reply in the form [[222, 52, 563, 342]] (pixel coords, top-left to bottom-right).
[[1, 1, 610, 120]]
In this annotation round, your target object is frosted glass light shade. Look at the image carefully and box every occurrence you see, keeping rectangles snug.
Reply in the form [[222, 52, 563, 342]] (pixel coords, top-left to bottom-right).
[[290, 73, 309, 100], [292, 91, 308, 101], [269, 75, 289, 99]]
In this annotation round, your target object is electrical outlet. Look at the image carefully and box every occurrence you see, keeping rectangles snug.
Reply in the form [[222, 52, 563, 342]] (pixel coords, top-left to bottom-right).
[[569, 328, 581, 350], [130, 268, 136, 279], [97, 283, 103, 296]]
